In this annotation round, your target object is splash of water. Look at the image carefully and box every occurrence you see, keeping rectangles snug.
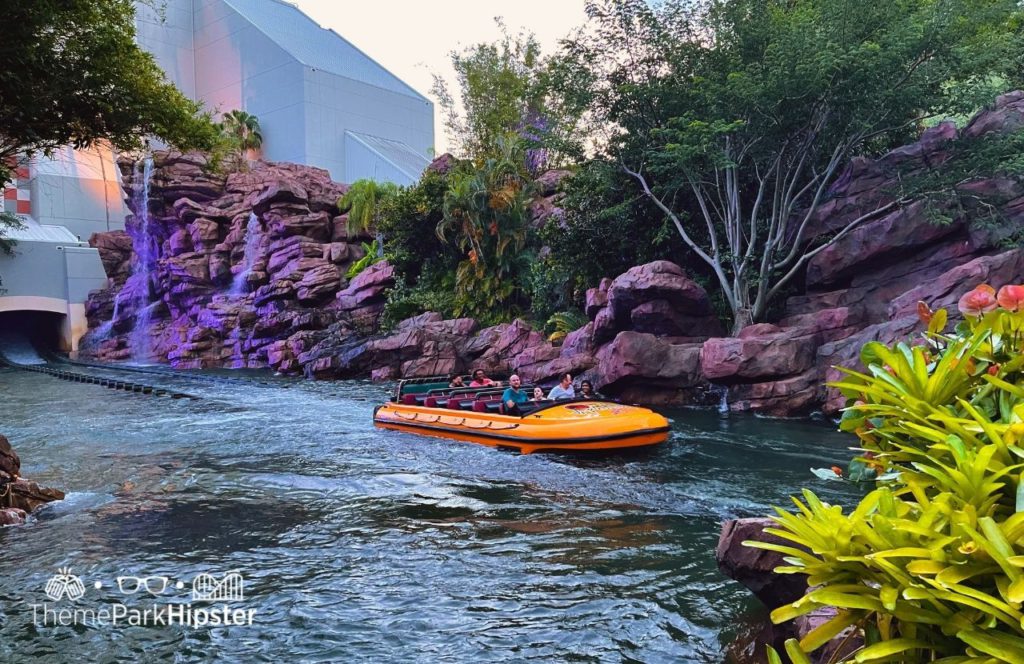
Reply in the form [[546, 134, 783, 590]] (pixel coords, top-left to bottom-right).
[[127, 157, 155, 362], [230, 212, 262, 296]]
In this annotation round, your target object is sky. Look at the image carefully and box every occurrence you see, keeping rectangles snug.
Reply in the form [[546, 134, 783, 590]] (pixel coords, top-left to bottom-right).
[[291, 1, 590, 155]]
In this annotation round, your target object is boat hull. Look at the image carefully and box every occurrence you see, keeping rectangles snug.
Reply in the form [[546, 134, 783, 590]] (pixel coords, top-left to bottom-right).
[[373, 400, 671, 454]]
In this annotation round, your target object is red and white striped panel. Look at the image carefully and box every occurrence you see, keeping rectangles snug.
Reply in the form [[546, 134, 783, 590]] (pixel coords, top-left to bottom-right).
[[2, 156, 30, 216]]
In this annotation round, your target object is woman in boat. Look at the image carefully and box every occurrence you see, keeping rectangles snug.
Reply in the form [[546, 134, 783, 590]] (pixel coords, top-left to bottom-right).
[[449, 374, 465, 388], [579, 380, 600, 399], [502, 375, 529, 414], [547, 373, 576, 400], [531, 387, 545, 401]]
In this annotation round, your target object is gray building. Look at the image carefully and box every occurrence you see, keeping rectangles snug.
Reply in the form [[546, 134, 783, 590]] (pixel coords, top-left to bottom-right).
[[0, 0, 433, 352], [135, 0, 434, 185]]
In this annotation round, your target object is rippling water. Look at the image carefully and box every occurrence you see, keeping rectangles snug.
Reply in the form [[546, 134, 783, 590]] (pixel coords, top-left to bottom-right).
[[0, 366, 858, 662]]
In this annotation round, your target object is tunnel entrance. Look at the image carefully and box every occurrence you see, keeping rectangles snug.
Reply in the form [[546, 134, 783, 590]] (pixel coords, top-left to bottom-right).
[[0, 310, 64, 353]]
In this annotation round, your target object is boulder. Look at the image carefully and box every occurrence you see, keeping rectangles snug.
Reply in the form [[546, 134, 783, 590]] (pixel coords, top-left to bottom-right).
[[0, 434, 20, 478], [585, 331, 703, 402], [701, 331, 819, 382], [716, 518, 808, 609], [607, 261, 712, 323]]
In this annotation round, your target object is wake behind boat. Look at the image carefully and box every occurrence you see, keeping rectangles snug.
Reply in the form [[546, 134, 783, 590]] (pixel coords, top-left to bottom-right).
[[373, 376, 671, 454]]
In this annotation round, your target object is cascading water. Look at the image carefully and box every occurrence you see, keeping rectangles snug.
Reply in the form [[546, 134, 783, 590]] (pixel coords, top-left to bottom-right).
[[127, 157, 155, 362], [230, 212, 262, 295]]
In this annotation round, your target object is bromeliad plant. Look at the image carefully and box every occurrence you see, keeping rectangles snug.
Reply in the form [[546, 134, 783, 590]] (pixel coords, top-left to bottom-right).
[[756, 284, 1024, 662]]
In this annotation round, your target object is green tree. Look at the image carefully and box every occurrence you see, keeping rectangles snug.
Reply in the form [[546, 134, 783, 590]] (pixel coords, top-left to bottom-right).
[[218, 109, 263, 166], [564, 0, 1024, 333], [0, 0, 218, 188], [437, 136, 536, 320], [338, 179, 402, 244], [432, 20, 589, 165]]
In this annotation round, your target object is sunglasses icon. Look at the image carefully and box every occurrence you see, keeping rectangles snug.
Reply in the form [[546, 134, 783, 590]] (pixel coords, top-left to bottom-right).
[[116, 576, 170, 595]]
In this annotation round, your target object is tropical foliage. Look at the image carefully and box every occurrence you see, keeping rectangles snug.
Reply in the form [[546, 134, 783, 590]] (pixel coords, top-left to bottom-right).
[[338, 179, 402, 239], [437, 136, 536, 321], [346, 240, 385, 279], [218, 110, 263, 167], [757, 285, 1024, 661], [0, 0, 218, 187], [559, 0, 1024, 332], [432, 20, 589, 165]]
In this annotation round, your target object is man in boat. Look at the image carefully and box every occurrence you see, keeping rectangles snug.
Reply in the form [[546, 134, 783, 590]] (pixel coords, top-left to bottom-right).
[[547, 373, 576, 400], [470, 369, 501, 388], [502, 375, 529, 414]]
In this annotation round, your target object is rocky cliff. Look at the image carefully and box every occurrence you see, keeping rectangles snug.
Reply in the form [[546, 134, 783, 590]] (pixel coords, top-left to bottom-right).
[[82, 92, 1024, 416]]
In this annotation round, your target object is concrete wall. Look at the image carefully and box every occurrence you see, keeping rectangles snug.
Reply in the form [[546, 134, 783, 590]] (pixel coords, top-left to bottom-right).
[[30, 145, 129, 241], [192, 0, 310, 165], [0, 242, 107, 351], [133, 0, 433, 184], [306, 69, 433, 183], [135, 0, 197, 99]]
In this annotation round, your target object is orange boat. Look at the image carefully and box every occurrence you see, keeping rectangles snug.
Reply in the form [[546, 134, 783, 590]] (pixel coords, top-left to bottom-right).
[[373, 377, 671, 454]]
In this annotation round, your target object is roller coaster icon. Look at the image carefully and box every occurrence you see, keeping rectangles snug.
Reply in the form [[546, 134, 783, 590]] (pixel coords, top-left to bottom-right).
[[191, 571, 244, 602]]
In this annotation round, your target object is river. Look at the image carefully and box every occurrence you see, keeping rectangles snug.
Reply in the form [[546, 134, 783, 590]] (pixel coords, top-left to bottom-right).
[[0, 366, 857, 662]]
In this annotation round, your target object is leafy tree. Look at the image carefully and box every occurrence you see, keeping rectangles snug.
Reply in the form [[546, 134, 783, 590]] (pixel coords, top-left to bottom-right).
[[0, 0, 218, 188], [437, 136, 536, 320], [218, 109, 263, 166], [338, 179, 402, 256], [432, 20, 588, 166], [564, 0, 1024, 333]]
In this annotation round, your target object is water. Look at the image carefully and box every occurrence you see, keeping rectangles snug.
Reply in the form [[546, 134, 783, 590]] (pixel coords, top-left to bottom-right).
[[128, 157, 154, 361], [0, 369, 859, 661], [229, 213, 262, 296]]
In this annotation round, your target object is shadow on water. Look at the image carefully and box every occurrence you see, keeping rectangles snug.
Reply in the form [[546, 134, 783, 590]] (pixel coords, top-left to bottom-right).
[[0, 370, 860, 662]]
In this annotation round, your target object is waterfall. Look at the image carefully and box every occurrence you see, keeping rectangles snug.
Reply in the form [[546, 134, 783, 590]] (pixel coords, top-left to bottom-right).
[[95, 290, 123, 340], [127, 157, 155, 362], [230, 212, 261, 295], [717, 385, 730, 417]]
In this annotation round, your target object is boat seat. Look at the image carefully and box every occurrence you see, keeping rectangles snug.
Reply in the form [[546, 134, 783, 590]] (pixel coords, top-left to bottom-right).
[[401, 394, 418, 405]]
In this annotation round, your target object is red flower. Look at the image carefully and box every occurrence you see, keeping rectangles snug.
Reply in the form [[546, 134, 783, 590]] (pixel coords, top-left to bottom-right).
[[917, 301, 933, 324], [988, 364, 1000, 376], [958, 284, 998, 317], [998, 284, 1024, 312], [831, 466, 843, 477]]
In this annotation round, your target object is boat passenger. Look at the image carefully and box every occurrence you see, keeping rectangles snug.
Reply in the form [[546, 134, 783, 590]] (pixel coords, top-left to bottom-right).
[[449, 374, 465, 389], [470, 369, 500, 388], [580, 380, 600, 399], [531, 387, 545, 401], [547, 373, 576, 400], [502, 375, 529, 414]]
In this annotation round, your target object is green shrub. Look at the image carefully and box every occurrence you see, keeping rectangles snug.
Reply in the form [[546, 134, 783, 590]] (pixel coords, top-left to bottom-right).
[[758, 285, 1024, 661]]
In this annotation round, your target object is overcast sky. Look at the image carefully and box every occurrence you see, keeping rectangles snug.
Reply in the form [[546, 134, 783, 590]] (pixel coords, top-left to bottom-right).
[[291, 1, 589, 155]]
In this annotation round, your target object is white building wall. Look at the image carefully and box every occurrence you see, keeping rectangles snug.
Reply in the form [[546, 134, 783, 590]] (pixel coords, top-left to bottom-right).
[[305, 69, 433, 183], [30, 145, 130, 241], [134, 0, 197, 99]]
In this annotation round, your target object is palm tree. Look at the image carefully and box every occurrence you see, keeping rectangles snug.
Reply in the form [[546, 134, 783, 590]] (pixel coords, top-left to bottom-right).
[[337, 179, 400, 254], [219, 110, 263, 164]]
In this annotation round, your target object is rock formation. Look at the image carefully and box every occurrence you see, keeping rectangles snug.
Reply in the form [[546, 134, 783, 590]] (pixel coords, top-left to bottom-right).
[[82, 152, 393, 371], [80, 94, 1024, 416], [0, 434, 64, 526]]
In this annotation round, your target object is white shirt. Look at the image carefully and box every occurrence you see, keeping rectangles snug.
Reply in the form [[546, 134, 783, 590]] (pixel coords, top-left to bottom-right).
[[547, 384, 575, 400]]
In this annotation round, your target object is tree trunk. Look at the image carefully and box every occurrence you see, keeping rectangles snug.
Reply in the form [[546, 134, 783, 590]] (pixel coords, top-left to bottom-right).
[[730, 306, 754, 336]]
